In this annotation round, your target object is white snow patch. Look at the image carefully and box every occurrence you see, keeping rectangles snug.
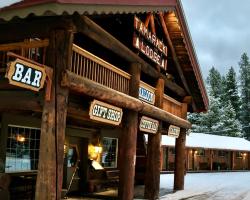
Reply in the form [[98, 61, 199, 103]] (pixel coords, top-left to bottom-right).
[[160, 172, 250, 200], [161, 133, 250, 152]]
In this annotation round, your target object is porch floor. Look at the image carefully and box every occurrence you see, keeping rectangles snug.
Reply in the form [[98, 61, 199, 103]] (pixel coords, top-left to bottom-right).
[[65, 185, 172, 199]]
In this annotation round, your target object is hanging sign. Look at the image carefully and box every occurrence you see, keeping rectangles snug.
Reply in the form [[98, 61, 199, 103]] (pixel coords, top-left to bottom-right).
[[139, 82, 155, 105], [168, 125, 180, 138], [6, 58, 46, 92], [89, 100, 123, 126], [133, 16, 167, 70], [139, 116, 159, 134]]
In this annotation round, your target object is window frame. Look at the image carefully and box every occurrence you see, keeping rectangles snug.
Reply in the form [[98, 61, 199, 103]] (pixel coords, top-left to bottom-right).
[[101, 137, 118, 168], [5, 124, 41, 173]]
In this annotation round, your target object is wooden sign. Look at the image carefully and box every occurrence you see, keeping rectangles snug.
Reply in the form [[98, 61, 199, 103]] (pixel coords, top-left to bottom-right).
[[89, 100, 123, 126], [139, 116, 159, 134], [139, 82, 155, 105], [133, 16, 167, 70], [6, 58, 46, 92], [168, 125, 180, 138]]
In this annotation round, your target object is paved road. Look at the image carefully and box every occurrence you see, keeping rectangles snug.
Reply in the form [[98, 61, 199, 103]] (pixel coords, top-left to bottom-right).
[[160, 172, 250, 200]]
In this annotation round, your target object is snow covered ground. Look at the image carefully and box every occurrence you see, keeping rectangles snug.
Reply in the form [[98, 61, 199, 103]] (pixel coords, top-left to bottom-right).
[[160, 172, 250, 200]]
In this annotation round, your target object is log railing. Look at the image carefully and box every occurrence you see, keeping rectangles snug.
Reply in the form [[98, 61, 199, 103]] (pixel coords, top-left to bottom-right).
[[71, 44, 131, 94], [163, 95, 182, 118], [0, 39, 49, 70]]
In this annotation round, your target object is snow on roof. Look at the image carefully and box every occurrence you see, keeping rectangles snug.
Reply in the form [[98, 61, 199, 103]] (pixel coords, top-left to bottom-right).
[[160, 133, 250, 152], [0, 0, 21, 9]]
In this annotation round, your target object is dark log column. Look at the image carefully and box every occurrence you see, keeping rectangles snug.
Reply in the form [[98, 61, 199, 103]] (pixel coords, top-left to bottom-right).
[[144, 78, 164, 200], [248, 153, 250, 170], [231, 151, 235, 170], [119, 63, 141, 200], [210, 150, 213, 171], [174, 103, 188, 191], [35, 28, 74, 200]]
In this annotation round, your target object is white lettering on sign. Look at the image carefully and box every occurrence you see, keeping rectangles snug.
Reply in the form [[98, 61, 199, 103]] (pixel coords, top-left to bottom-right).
[[139, 116, 159, 134], [139, 84, 155, 104], [6, 58, 46, 92], [168, 125, 180, 138], [133, 34, 167, 70], [134, 16, 168, 56], [89, 100, 123, 126]]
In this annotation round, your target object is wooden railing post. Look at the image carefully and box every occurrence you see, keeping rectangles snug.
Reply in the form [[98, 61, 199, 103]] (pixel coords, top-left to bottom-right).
[[118, 63, 141, 200], [144, 78, 164, 200], [35, 28, 74, 200], [174, 103, 187, 191]]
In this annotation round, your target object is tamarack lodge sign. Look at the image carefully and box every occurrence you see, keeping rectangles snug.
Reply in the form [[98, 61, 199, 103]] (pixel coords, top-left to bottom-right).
[[139, 116, 159, 134], [133, 16, 167, 70], [6, 58, 46, 92], [89, 100, 123, 126]]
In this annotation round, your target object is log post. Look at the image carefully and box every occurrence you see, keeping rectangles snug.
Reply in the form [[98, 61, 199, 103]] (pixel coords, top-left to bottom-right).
[[118, 63, 141, 200], [144, 78, 164, 200], [35, 28, 74, 200], [210, 150, 213, 171], [174, 103, 188, 191], [231, 151, 235, 170]]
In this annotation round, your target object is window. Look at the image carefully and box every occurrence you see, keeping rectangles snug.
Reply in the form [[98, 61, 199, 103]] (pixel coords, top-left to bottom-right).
[[236, 151, 243, 158], [101, 137, 118, 168], [218, 150, 227, 157], [195, 149, 205, 156], [5, 125, 40, 172], [169, 147, 175, 155]]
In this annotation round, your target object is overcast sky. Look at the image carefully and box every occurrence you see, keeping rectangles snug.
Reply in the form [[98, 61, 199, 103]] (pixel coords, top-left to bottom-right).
[[181, 0, 250, 78]]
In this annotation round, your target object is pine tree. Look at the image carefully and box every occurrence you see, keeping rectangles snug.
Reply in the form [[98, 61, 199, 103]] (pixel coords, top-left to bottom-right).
[[206, 67, 222, 98], [224, 67, 241, 119], [220, 102, 241, 137], [239, 53, 250, 140], [188, 96, 222, 134]]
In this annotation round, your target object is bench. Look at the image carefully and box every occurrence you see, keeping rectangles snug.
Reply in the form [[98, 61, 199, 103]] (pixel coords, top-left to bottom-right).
[[88, 170, 119, 193]]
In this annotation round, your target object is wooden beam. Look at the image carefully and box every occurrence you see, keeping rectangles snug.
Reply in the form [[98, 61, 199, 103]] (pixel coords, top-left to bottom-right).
[[0, 17, 75, 43], [119, 63, 141, 200], [144, 78, 164, 200], [72, 14, 186, 97], [0, 91, 43, 112], [62, 70, 192, 129], [35, 29, 73, 200], [158, 13, 192, 96], [174, 103, 188, 191]]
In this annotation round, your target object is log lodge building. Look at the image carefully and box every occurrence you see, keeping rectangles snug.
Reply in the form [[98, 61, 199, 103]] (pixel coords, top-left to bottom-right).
[[160, 133, 250, 171], [0, 0, 209, 199]]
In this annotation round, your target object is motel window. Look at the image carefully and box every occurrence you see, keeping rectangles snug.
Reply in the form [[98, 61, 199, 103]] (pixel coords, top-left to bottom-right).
[[236, 152, 243, 158], [5, 125, 40, 172], [196, 149, 205, 156], [169, 147, 175, 155], [218, 150, 227, 157], [102, 137, 118, 168]]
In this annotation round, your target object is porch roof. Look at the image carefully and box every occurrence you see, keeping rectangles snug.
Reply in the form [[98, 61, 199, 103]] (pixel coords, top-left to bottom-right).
[[0, 0, 208, 112], [160, 133, 250, 152]]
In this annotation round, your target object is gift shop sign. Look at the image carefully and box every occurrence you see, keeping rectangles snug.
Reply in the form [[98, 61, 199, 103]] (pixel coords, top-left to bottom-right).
[[6, 58, 46, 91], [168, 125, 180, 138], [133, 16, 167, 70], [139, 116, 159, 134], [89, 100, 123, 126]]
